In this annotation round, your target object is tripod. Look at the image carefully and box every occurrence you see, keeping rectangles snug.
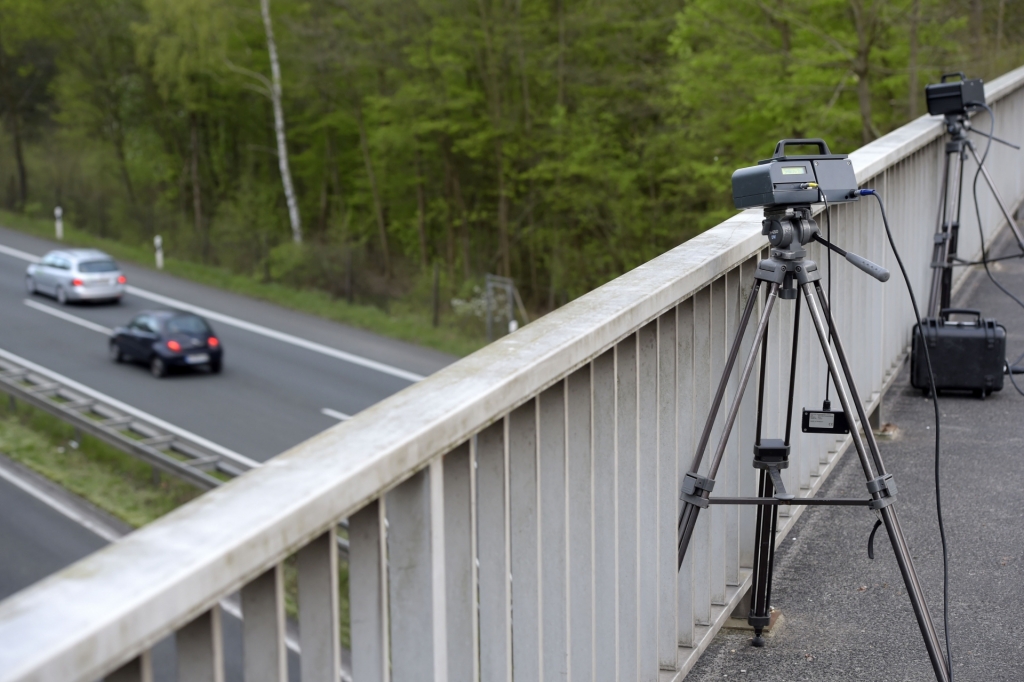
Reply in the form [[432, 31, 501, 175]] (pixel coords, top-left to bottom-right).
[[676, 205, 951, 682], [927, 111, 1024, 316]]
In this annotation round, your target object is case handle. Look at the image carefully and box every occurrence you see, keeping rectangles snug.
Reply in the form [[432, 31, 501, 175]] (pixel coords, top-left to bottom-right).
[[939, 308, 982, 321], [772, 139, 832, 158], [940, 72, 967, 83]]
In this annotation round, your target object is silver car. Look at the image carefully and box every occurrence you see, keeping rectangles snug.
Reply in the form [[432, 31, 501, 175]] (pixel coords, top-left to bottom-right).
[[25, 249, 126, 304]]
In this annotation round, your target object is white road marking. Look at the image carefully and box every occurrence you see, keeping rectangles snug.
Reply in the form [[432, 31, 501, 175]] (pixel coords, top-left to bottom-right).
[[0, 239, 425, 383], [0, 347, 261, 470], [0, 243, 40, 263], [24, 299, 112, 335], [321, 408, 352, 421], [0, 463, 122, 543], [127, 287, 425, 383]]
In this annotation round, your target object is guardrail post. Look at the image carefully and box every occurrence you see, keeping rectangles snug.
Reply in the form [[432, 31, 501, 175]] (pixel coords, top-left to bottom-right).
[[241, 564, 287, 682], [298, 529, 341, 682], [567, 366, 593, 682], [592, 349, 617, 678], [539, 382, 568, 682], [177, 606, 224, 682], [444, 442, 478, 681], [477, 419, 512, 682], [710, 277, 728, 605], [105, 651, 153, 682], [350, 499, 388, 682], [387, 460, 447, 682]]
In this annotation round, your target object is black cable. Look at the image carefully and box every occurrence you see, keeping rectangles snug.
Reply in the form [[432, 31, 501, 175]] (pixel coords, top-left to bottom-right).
[[967, 101, 1024, 392], [860, 188, 953, 680]]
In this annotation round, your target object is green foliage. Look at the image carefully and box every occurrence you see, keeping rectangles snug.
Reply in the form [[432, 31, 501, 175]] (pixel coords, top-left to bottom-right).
[[1, 0, 1022, 327]]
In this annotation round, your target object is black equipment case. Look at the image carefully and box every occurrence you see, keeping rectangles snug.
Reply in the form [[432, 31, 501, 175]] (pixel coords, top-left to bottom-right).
[[911, 309, 1006, 396]]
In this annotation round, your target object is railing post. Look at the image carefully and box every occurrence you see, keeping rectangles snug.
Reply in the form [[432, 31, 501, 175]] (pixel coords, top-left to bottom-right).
[[616, 334, 639, 680], [106, 652, 153, 682], [509, 400, 541, 680], [567, 366, 594, 682], [387, 461, 448, 682], [676, 298, 696, 648], [177, 607, 224, 682], [242, 565, 287, 682], [444, 442, 478, 681], [539, 383, 568, 682], [350, 499, 389, 682], [657, 309, 678, 670], [637, 321, 659, 681], [477, 419, 512, 682], [592, 349, 617, 680], [298, 529, 341, 682]]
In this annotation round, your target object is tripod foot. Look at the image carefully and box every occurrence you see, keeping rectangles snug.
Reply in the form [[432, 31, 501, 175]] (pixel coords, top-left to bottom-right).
[[751, 630, 766, 648]]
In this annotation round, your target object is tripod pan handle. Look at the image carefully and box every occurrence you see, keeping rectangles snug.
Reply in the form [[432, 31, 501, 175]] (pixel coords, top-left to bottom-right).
[[846, 251, 890, 282]]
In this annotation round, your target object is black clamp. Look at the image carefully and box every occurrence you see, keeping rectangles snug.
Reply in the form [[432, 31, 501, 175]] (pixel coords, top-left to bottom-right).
[[866, 473, 898, 509], [680, 472, 716, 508], [752, 439, 795, 501]]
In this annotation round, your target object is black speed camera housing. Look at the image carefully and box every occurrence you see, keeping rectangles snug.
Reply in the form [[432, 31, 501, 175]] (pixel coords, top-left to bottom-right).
[[732, 139, 859, 210], [925, 72, 985, 117]]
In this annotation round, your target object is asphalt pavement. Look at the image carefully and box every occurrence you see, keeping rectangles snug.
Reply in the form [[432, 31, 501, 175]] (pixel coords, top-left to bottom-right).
[[686, 227, 1024, 680]]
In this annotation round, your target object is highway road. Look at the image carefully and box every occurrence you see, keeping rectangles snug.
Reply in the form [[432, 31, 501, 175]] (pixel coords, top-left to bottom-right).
[[0, 222, 455, 675], [0, 225, 455, 461]]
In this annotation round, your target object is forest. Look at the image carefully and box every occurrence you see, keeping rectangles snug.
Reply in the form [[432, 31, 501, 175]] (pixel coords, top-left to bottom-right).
[[1, 0, 1022, 324]]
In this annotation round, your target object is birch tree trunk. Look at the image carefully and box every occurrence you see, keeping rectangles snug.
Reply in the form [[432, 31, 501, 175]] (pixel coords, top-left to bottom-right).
[[261, 0, 303, 244]]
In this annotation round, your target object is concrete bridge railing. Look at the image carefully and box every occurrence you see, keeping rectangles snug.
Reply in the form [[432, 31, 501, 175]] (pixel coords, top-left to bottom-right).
[[3, 64, 1024, 682]]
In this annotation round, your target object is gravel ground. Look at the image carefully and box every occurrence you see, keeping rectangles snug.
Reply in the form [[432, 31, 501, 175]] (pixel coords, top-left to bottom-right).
[[686, 227, 1024, 682]]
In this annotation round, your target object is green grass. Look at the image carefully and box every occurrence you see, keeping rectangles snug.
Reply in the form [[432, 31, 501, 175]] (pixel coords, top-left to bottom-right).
[[0, 209, 485, 358], [0, 399, 199, 527]]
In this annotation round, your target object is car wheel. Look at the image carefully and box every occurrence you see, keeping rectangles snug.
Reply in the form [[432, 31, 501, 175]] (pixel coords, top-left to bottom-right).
[[150, 356, 167, 378], [109, 342, 123, 363], [56, 286, 68, 305], [209, 360, 222, 374], [25, 276, 35, 295]]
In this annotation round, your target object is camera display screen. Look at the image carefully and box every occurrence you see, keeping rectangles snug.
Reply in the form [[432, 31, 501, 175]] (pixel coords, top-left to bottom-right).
[[781, 167, 806, 175]]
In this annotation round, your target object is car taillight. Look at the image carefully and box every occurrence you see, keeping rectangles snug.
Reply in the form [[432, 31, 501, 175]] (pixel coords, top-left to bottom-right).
[[167, 340, 182, 352], [72, 278, 84, 287], [208, 337, 219, 348], [117, 275, 127, 284]]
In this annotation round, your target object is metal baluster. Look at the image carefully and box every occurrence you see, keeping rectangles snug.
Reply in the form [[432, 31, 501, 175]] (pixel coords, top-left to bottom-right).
[[106, 652, 153, 682], [509, 401, 541, 681], [616, 335, 639, 681], [177, 607, 224, 682], [592, 350, 618, 681], [242, 565, 287, 682], [637, 321, 659, 681], [656, 310, 678, 670], [690, 286, 712, 626], [567, 366, 594, 682], [476, 420, 512, 682], [539, 384, 568, 682], [444, 442, 478, 681], [350, 500, 389, 682], [299, 529, 342, 682], [675, 298, 695, 648]]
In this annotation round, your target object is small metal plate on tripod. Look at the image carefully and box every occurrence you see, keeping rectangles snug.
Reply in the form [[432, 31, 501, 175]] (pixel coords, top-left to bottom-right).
[[801, 408, 850, 434]]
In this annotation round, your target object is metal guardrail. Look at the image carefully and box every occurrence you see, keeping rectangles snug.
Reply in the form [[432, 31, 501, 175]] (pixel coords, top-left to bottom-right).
[[2, 63, 1024, 682], [0, 356, 250, 489]]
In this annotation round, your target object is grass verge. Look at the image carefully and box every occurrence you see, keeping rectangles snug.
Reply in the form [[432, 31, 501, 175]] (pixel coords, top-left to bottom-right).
[[0, 398, 199, 526], [0, 209, 483, 358], [0, 396, 351, 647]]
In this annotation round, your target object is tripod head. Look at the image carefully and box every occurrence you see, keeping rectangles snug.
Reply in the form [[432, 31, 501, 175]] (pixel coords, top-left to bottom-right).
[[762, 205, 818, 260]]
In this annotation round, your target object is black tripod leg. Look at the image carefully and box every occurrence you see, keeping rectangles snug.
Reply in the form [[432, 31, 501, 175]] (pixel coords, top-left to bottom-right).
[[928, 150, 955, 317], [679, 281, 780, 569], [802, 283, 951, 682]]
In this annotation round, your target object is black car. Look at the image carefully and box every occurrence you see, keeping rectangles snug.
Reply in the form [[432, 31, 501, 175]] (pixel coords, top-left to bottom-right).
[[110, 311, 223, 378]]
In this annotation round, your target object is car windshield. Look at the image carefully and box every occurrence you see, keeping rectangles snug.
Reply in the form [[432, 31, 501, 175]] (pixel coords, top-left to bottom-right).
[[164, 315, 211, 335], [79, 260, 119, 273]]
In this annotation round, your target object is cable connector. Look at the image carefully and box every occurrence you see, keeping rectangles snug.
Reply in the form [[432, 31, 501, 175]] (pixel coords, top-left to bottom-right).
[[857, 189, 877, 196]]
